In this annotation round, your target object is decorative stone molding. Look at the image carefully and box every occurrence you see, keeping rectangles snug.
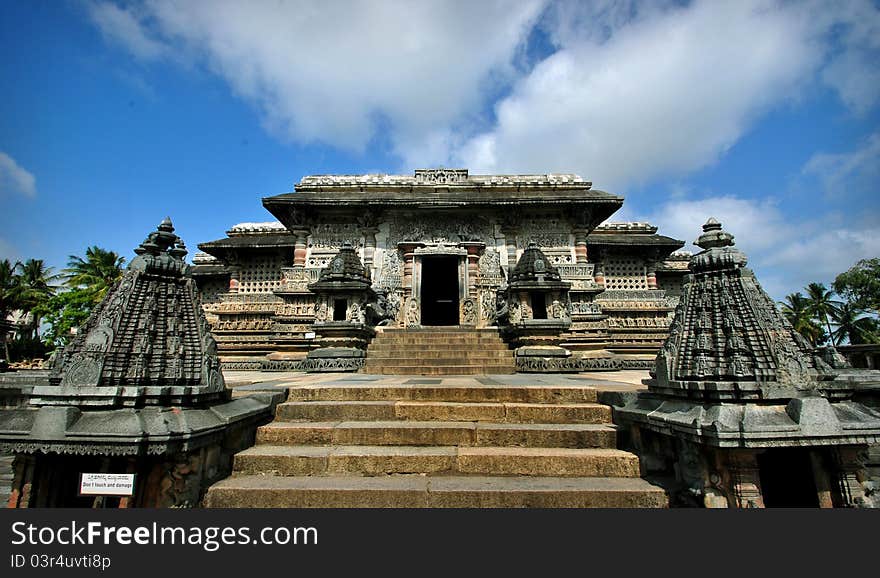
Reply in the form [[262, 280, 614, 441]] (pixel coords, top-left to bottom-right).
[[414, 168, 469, 183]]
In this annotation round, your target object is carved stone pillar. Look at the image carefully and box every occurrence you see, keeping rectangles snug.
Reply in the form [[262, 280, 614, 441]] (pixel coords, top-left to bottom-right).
[[646, 266, 658, 289], [227, 265, 241, 294], [727, 452, 765, 508], [573, 228, 589, 264], [7, 455, 36, 508], [500, 227, 518, 273], [831, 446, 870, 507], [809, 450, 835, 508], [361, 227, 379, 269], [292, 228, 310, 269], [593, 262, 605, 287], [460, 242, 485, 299], [398, 242, 422, 293]]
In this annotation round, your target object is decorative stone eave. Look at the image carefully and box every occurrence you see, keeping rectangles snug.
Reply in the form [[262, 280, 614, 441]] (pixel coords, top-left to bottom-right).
[[0, 394, 282, 456], [615, 395, 880, 449], [262, 170, 624, 233], [294, 170, 593, 189], [197, 234, 297, 262], [190, 263, 230, 277], [585, 233, 685, 262]]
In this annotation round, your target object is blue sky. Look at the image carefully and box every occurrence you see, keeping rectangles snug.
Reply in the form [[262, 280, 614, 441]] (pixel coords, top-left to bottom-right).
[[1, 0, 878, 300]]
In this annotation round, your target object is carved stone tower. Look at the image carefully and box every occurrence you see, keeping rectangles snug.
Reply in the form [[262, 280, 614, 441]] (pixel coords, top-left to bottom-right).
[[0, 219, 278, 507], [613, 219, 880, 508]]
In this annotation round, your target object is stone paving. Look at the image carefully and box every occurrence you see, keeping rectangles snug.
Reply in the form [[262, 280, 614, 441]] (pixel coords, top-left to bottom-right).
[[225, 369, 651, 396]]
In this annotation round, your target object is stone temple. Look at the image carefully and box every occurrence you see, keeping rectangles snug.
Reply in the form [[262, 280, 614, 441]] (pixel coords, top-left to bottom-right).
[[193, 169, 689, 373]]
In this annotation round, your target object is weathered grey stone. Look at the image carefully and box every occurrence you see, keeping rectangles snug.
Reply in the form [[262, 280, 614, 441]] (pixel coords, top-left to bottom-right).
[[613, 219, 880, 508], [786, 397, 842, 435], [0, 219, 279, 507]]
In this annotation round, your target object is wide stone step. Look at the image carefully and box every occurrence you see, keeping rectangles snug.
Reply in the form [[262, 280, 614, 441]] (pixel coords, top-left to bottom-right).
[[286, 385, 598, 403], [360, 365, 516, 375], [204, 475, 668, 508], [370, 336, 507, 344], [373, 333, 504, 343], [363, 356, 514, 366], [276, 401, 611, 423], [369, 344, 513, 357], [257, 421, 616, 448], [233, 445, 640, 477]]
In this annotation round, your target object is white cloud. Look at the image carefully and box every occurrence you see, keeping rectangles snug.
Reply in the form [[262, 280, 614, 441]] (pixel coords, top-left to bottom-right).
[[454, 1, 830, 189], [0, 152, 36, 198], [818, 0, 880, 114], [83, 0, 880, 182], [641, 194, 880, 300], [87, 0, 545, 154], [86, 1, 167, 61], [803, 132, 880, 198]]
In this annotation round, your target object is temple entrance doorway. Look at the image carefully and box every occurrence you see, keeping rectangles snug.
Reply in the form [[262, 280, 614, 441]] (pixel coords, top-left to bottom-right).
[[757, 449, 820, 507], [420, 256, 459, 326]]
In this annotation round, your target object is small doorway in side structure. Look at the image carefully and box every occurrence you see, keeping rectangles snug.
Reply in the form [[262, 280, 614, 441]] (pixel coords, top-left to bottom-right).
[[531, 293, 547, 319], [420, 256, 460, 326], [757, 449, 820, 507]]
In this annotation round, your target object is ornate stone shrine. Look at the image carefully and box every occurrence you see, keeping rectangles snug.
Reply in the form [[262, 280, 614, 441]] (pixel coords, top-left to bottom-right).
[[501, 242, 574, 370], [302, 242, 377, 372], [612, 219, 880, 507], [0, 219, 279, 507]]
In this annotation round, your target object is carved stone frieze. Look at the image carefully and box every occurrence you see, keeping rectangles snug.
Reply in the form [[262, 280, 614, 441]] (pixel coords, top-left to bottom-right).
[[376, 251, 403, 289], [389, 215, 492, 245], [460, 298, 477, 326]]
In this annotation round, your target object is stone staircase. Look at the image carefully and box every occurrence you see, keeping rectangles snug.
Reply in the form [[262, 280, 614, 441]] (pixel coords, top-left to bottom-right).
[[204, 381, 667, 507], [362, 328, 516, 375]]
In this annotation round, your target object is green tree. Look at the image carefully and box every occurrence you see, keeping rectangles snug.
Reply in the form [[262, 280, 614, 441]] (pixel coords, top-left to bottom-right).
[[64, 246, 125, 300], [0, 259, 22, 360], [780, 292, 825, 346], [35, 246, 125, 350], [805, 282, 841, 345], [15, 259, 60, 339], [833, 258, 880, 314], [35, 288, 98, 349], [829, 301, 879, 345]]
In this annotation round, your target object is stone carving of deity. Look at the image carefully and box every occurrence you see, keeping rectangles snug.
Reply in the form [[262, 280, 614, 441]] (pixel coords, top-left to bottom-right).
[[405, 298, 420, 327], [509, 300, 522, 324], [348, 301, 363, 323], [694, 353, 710, 377], [318, 301, 331, 322], [461, 299, 477, 325]]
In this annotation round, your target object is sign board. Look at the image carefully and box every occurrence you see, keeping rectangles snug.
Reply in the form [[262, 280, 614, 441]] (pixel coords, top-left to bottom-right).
[[304, 332, 316, 339], [79, 473, 136, 496]]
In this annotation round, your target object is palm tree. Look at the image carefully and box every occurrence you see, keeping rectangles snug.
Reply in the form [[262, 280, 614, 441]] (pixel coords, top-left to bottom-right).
[[0, 259, 22, 360], [830, 301, 879, 345], [16, 259, 61, 339], [64, 246, 125, 300], [780, 292, 824, 346], [805, 282, 841, 345]]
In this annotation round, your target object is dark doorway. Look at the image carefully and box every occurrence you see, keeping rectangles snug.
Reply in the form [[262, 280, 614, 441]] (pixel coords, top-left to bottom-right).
[[757, 449, 820, 507], [531, 293, 547, 319], [420, 256, 460, 326], [333, 299, 347, 321]]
